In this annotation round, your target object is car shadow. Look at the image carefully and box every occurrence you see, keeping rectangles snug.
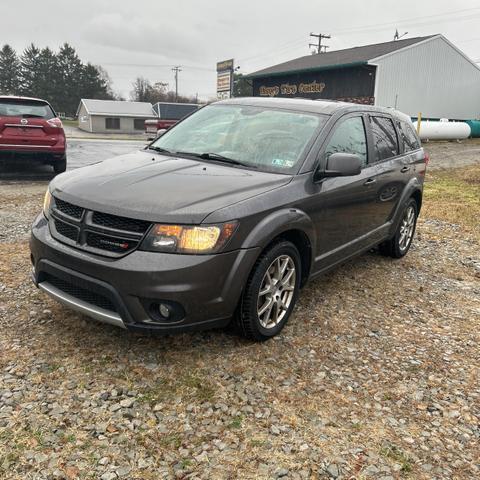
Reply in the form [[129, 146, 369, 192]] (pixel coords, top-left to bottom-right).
[[34, 249, 388, 362], [0, 159, 55, 181]]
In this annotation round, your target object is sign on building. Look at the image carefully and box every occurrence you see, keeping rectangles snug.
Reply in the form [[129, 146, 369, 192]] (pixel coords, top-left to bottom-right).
[[216, 59, 234, 99]]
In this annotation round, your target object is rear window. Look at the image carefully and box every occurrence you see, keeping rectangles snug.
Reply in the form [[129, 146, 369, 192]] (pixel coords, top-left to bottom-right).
[[157, 103, 199, 120], [0, 99, 55, 119], [398, 121, 421, 151], [370, 116, 399, 162]]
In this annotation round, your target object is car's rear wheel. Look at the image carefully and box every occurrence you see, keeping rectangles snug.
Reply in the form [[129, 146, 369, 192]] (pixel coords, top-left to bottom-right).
[[380, 198, 418, 258], [53, 156, 67, 174], [236, 241, 301, 341]]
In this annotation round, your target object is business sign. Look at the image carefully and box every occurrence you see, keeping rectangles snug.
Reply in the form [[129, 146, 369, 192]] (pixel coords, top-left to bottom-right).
[[216, 58, 234, 99], [217, 59, 234, 72], [258, 81, 326, 97]]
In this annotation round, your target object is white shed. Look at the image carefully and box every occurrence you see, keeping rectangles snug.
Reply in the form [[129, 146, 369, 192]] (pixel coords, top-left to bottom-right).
[[76, 99, 156, 134]]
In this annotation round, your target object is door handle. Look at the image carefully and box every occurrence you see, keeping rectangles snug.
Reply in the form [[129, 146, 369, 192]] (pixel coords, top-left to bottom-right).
[[363, 178, 377, 186], [400, 166, 410, 173]]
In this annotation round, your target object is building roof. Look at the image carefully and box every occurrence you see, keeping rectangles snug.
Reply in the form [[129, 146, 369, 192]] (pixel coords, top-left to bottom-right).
[[77, 99, 155, 117], [249, 35, 437, 78]]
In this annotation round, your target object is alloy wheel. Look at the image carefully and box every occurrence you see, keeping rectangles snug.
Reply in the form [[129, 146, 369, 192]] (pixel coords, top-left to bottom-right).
[[399, 205, 416, 252], [257, 255, 296, 329]]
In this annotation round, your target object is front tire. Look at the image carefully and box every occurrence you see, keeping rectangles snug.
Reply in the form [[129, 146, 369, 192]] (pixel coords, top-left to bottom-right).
[[380, 198, 418, 258], [236, 241, 301, 341]]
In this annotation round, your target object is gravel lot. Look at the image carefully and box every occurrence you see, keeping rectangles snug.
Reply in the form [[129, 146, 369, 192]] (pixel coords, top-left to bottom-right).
[[0, 141, 479, 479]]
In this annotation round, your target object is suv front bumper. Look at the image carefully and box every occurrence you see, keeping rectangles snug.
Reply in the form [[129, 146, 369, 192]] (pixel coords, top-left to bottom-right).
[[30, 214, 259, 334]]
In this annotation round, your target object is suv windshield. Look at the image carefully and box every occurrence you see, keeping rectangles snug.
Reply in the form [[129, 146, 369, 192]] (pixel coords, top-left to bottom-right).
[[0, 99, 55, 119], [151, 104, 326, 173]]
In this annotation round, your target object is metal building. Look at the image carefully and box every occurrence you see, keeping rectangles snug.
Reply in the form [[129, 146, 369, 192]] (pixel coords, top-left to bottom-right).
[[249, 35, 480, 120], [76, 99, 156, 134]]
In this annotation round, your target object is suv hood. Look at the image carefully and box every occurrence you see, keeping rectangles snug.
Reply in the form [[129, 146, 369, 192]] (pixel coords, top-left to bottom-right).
[[51, 150, 292, 224]]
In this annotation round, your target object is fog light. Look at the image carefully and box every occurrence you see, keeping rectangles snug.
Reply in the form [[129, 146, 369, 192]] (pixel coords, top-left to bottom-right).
[[159, 303, 170, 318], [143, 300, 186, 324]]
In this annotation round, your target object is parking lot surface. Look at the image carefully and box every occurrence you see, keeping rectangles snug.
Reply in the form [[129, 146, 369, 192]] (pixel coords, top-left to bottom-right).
[[0, 140, 478, 479], [0, 138, 147, 181]]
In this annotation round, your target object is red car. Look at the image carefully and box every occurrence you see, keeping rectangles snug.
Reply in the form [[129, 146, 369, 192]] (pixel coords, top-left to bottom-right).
[[0, 96, 67, 174]]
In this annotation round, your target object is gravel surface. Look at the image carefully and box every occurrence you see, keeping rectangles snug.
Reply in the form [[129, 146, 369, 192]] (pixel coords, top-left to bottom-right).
[[0, 144, 479, 479]]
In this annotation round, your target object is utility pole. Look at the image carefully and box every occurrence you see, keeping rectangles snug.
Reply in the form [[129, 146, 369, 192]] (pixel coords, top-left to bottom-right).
[[172, 66, 182, 101], [309, 32, 331, 54]]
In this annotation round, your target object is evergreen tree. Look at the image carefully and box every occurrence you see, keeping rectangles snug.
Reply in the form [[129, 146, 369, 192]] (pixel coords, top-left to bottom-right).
[[80, 63, 111, 100], [0, 45, 20, 94], [55, 43, 83, 116], [19, 43, 41, 96], [36, 47, 59, 108]]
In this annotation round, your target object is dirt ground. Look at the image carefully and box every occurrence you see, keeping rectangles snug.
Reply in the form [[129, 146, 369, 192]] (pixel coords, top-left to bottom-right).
[[0, 141, 478, 479]]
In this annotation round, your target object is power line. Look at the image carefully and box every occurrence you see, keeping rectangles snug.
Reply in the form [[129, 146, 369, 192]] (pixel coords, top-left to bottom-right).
[[240, 6, 480, 69]]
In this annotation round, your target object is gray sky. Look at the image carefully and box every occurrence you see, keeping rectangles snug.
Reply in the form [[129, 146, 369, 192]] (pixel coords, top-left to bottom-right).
[[3, 0, 480, 100]]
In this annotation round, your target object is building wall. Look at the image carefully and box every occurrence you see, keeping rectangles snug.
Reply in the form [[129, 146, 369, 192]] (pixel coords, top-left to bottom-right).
[[372, 36, 480, 119], [252, 65, 376, 104], [89, 116, 151, 134], [77, 104, 92, 132]]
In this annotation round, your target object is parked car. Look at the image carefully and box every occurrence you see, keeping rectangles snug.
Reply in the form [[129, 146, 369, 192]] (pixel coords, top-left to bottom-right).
[[30, 98, 427, 341], [145, 102, 200, 138], [0, 96, 67, 174]]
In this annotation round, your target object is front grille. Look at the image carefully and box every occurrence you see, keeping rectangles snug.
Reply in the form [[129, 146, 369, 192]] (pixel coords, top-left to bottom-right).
[[86, 231, 138, 253], [50, 196, 151, 257], [44, 273, 117, 312], [92, 211, 151, 234], [54, 198, 84, 219], [54, 219, 79, 242]]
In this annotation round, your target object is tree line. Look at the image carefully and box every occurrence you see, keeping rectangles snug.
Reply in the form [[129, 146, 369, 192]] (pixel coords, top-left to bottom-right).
[[0, 43, 115, 116]]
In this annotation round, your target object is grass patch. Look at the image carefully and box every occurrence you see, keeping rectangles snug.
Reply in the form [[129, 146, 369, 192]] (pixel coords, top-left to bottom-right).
[[380, 444, 413, 473], [62, 119, 77, 127], [423, 165, 480, 238], [181, 373, 216, 402], [229, 415, 243, 429]]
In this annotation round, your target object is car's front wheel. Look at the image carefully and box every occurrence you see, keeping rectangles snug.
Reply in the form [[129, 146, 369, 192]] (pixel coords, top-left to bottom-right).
[[236, 241, 301, 341], [380, 198, 418, 258]]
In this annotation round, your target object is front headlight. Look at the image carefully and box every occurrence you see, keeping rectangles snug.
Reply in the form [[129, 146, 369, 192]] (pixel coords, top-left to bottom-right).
[[141, 221, 238, 254], [43, 189, 52, 219]]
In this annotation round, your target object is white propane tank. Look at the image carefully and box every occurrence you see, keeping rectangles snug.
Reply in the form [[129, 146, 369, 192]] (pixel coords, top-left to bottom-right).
[[412, 120, 471, 141]]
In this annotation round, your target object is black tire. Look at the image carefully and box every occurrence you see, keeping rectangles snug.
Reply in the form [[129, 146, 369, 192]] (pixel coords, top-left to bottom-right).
[[380, 198, 418, 258], [236, 241, 301, 341], [53, 156, 67, 174]]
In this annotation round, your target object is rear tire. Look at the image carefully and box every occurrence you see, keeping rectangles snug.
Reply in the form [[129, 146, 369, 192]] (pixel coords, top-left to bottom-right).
[[53, 156, 67, 174], [380, 198, 418, 258], [236, 241, 301, 341]]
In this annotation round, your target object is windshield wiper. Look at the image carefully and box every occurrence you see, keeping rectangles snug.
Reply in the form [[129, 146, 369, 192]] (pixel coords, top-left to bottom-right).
[[147, 146, 173, 154], [175, 151, 256, 168]]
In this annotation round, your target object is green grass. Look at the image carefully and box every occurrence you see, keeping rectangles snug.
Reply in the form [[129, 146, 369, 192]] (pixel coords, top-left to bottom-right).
[[62, 119, 77, 127], [424, 165, 480, 238], [380, 444, 413, 473]]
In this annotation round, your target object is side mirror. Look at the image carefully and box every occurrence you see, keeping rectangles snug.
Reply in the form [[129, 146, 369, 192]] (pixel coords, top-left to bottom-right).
[[318, 153, 362, 179]]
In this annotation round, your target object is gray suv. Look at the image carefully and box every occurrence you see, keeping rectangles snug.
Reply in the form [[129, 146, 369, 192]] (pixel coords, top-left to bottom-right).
[[30, 98, 427, 341]]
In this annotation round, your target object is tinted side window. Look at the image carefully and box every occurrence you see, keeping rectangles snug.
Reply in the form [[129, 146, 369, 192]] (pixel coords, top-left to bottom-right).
[[370, 116, 399, 162], [324, 116, 367, 167], [398, 121, 421, 151]]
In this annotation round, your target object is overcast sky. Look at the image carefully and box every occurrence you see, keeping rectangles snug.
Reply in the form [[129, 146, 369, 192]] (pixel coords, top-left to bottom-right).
[[3, 0, 480, 101]]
